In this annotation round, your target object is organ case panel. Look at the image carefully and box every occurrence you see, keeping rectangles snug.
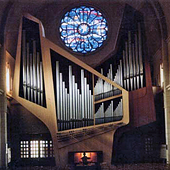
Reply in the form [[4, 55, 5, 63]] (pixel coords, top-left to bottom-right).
[[19, 17, 46, 107], [15, 14, 129, 134]]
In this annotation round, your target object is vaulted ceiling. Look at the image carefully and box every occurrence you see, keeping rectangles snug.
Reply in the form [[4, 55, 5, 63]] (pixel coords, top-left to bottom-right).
[[1, 0, 167, 67]]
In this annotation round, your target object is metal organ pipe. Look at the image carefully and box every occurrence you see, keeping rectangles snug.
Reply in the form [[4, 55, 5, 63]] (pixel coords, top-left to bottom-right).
[[120, 60, 123, 87], [22, 30, 26, 99], [67, 93, 70, 128], [125, 42, 129, 91], [65, 88, 68, 129], [30, 53, 33, 102], [132, 44, 136, 90], [69, 66, 73, 120], [75, 82, 78, 121], [37, 52, 40, 105], [138, 23, 143, 88], [59, 73, 63, 129], [33, 40, 37, 103], [84, 77, 87, 121], [128, 31, 133, 91], [77, 89, 80, 120], [123, 50, 127, 89], [40, 62, 44, 106], [62, 81, 66, 129], [81, 69, 85, 119], [56, 61, 61, 125], [72, 75, 75, 121], [26, 43, 30, 101]]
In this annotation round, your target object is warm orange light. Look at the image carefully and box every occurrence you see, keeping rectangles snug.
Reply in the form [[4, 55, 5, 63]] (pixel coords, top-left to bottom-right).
[[74, 152, 97, 164]]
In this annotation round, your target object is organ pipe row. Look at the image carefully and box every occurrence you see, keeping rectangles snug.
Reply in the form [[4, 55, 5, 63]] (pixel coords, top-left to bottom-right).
[[94, 61, 122, 101], [22, 30, 45, 106], [95, 99, 123, 125], [95, 22, 144, 97], [94, 23, 144, 125], [55, 62, 94, 131], [123, 23, 144, 91], [20, 16, 127, 133]]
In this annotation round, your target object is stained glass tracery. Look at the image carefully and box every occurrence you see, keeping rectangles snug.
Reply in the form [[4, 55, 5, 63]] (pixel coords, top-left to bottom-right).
[[60, 6, 108, 54]]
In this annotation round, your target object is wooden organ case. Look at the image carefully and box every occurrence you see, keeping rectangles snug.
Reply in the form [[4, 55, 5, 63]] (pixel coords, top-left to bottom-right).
[[12, 5, 156, 167], [95, 5, 156, 128], [13, 14, 129, 164], [13, 13, 129, 166]]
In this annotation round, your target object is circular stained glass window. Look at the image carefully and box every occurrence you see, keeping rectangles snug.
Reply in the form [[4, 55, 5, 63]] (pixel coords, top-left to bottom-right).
[[59, 6, 108, 54]]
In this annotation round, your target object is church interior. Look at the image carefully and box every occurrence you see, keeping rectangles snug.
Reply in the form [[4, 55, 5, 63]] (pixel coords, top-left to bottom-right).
[[1, 0, 170, 169]]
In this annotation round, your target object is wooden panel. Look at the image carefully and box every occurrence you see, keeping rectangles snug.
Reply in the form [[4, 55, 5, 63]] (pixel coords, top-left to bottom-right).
[[129, 87, 156, 127]]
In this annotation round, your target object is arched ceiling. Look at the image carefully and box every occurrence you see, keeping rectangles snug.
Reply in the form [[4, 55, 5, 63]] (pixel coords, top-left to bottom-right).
[[3, 0, 165, 67]]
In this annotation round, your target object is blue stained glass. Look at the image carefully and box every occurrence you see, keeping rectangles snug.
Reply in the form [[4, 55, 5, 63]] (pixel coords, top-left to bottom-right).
[[60, 6, 108, 53]]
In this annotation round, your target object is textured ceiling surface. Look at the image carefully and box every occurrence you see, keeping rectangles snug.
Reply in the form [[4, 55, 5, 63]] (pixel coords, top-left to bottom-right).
[[1, 0, 165, 67]]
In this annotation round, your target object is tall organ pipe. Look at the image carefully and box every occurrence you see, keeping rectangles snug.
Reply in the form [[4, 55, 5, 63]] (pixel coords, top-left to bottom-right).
[[62, 81, 66, 129], [135, 34, 140, 89], [72, 75, 75, 120], [56, 61, 60, 123], [22, 30, 26, 98], [40, 62, 44, 106], [81, 69, 85, 119], [37, 52, 40, 105], [69, 66, 73, 120], [128, 31, 133, 91], [30, 53, 33, 102], [138, 23, 143, 88], [33, 40, 37, 103], [26, 43, 30, 101], [123, 50, 127, 89], [84, 77, 87, 120], [59, 73, 63, 129], [132, 44, 136, 90], [125, 42, 129, 91]]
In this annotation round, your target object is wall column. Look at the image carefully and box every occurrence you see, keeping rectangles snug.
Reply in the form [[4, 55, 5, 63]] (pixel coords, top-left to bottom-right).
[[0, 44, 7, 168], [0, 2, 13, 167], [165, 37, 170, 164]]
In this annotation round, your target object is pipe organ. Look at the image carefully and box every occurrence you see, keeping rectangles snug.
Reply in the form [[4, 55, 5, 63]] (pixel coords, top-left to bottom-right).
[[95, 22, 144, 92], [17, 14, 129, 133], [123, 23, 144, 91], [94, 20, 145, 124], [20, 18, 46, 107]]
